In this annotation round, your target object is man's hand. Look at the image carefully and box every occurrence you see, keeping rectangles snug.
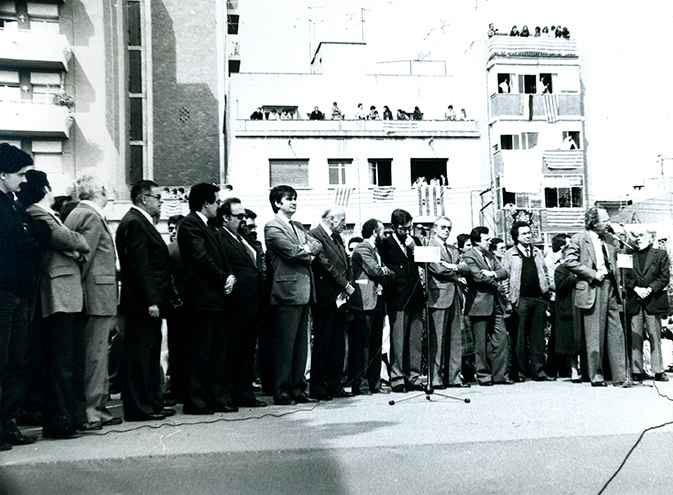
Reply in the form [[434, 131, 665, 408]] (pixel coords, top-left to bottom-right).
[[480, 269, 497, 278], [345, 283, 355, 296], [441, 261, 458, 271], [224, 274, 237, 295], [634, 286, 652, 299], [404, 236, 415, 251], [148, 304, 160, 318], [594, 272, 605, 283]]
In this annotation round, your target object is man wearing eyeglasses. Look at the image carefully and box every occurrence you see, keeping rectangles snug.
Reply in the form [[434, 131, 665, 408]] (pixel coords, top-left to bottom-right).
[[427, 216, 471, 388], [380, 209, 426, 392], [178, 183, 236, 414], [116, 180, 174, 421], [217, 198, 267, 408]]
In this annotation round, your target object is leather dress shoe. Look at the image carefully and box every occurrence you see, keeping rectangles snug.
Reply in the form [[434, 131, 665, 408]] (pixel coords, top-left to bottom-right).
[[0, 441, 12, 451], [294, 395, 317, 404], [391, 384, 406, 393], [479, 381, 493, 386], [102, 417, 123, 427], [4, 430, 38, 445], [591, 381, 607, 387], [655, 372, 669, 382], [371, 387, 391, 394], [331, 389, 354, 398], [354, 389, 372, 396], [213, 405, 239, 413], [163, 398, 178, 407], [534, 374, 556, 382], [240, 399, 267, 408], [77, 421, 103, 431], [494, 378, 515, 385], [274, 396, 297, 406], [182, 407, 214, 415], [448, 382, 471, 388], [161, 408, 177, 417], [309, 392, 332, 401], [42, 427, 82, 439]]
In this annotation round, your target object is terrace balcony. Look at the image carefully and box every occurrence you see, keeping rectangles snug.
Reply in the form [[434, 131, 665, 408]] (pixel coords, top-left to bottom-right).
[[487, 36, 578, 61], [0, 30, 72, 71], [0, 100, 74, 138], [489, 93, 581, 120]]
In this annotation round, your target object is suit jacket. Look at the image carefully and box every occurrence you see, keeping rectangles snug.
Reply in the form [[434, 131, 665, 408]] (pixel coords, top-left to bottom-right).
[[623, 247, 670, 315], [380, 234, 424, 312], [501, 244, 550, 306], [565, 230, 621, 310], [26, 204, 90, 317], [350, 240, 392, 312], [177, 212, 232, 312], [264, 215, 315, 306], [462, 247, 508, 317], [116, 207, 171, 315], [64, 202, 118, 316], [427, 237, 469, 309], [309, 224, 351, 308], [219, 227, 265, 315]]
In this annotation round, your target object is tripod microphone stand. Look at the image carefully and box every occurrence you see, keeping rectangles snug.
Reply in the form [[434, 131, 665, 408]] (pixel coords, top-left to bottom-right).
[[389, 257, 471, 406]]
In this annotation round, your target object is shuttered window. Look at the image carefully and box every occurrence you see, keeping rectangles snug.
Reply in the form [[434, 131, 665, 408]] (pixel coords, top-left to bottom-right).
[[269, 159, 309, 188]]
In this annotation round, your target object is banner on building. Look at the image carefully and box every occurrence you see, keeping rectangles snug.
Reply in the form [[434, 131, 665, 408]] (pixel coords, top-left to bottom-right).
[[417, 185, 446, 217], [334, 187, 353, 207], [373, 186, 395, 201]]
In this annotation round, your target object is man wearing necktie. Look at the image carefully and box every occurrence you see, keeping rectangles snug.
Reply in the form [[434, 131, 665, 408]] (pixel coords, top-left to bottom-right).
[[264, 186, 322, 405], [308, 207, 355, 400], [65, 174, 122, 427], [217, 198, 267, 407], [565, 207, 630, 387], [501, 221, 552, 382]]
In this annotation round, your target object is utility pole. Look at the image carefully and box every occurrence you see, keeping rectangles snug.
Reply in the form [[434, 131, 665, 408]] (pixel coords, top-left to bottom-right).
[[360, 7, 370, 42]]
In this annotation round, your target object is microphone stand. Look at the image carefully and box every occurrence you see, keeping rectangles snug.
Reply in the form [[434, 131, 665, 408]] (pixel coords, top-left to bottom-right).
[[389, 261, 471, 405]]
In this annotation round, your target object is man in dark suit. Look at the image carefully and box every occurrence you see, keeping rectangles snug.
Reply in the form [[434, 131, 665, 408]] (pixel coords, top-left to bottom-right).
[[116, 180, 174, 421], [349, 219, 394, 395], [565, 207, 630, 387], [623, 227, 670, 382], [217, 198, 267, 407], [463, 226, 511, 386], [379, 209, 425, 392], [309, 206, 355, 400], [178, 183, 236, 414], [264, 185, 322, 405], [427, 216, 471, 388], [65, 174, 122, 427]]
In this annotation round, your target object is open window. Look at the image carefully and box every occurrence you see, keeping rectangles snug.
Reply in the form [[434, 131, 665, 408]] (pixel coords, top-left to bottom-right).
[[500, 134, 520, 150], [368, 159, 392, 187], [544, 176, 583, 208], [410, 158, 448, 186], [562, 131, 580, 150], [519, 74, 537, 94], [497, 73, 511, 94], [539, 73, 553, 94], [227, 14, 239, 35]]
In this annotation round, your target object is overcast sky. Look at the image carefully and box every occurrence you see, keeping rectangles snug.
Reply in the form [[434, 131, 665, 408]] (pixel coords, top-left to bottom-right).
[[238, 0, 673, 201]]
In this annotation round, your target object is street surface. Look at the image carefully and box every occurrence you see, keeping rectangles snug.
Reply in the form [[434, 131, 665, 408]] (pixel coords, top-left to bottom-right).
[[0, 378, 671, 495]]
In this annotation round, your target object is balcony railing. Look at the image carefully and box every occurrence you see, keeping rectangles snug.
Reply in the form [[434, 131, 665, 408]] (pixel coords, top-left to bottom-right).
[[0, 30, 72, 71], [0, 101, 74, 138], [234, 118, 480, 138], [490, 93, 581, 120], [543, 150, 584, 170], [488, 36, 578, 60]]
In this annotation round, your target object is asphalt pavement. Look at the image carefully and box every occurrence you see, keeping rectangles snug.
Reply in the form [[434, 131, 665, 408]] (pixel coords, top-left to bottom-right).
[[1, 377, 671, 495]]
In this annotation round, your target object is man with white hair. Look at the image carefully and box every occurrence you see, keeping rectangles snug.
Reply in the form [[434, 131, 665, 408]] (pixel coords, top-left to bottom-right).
[[309, 206, 355, 400], [623, 227, 670, 382], [65, 175, 122, 427]]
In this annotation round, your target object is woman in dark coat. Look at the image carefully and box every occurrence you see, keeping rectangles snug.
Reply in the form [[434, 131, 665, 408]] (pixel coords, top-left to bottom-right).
[[554, 248, 582, 382]]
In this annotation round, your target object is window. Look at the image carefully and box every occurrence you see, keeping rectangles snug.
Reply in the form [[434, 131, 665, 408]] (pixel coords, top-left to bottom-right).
[[502, 189, 542, 209], [227, 14, 239, 35], [228, 60, 240, 75], [521, 132, 538, 150], [410, 158, 448, 186], [500, 134, 520, 150], [269, 159, 309, 188], [129, 50, 142, 93], [368, 159, 392, 186], [539, 73, 553, 94], [544, 176, 583, 208], [519, 74, 537, 94], [497, 73, 511, 93], [328, 159, 352, 186], [129, 97, 143, 140], [226, 0, 238, 9], [127, 1, 142, 46], [0, 70, 20, 101], [0, 18, 19, 30], [562, 131, 580, 150]]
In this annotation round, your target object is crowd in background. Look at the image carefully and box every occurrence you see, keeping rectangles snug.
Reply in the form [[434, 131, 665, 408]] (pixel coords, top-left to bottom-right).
[[0, 142, 670, 452]]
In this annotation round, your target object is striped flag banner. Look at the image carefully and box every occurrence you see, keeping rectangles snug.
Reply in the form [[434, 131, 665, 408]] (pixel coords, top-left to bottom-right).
[[417, 185, 446, 217], [544, 209, 584, 229], [161, 197, 184, 217], [334, 186, 354, 207], [543, 93, 558, 123], [373, 186, 395, 201]]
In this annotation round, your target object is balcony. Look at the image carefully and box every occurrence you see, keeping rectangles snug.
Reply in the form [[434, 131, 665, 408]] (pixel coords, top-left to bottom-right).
[[488, 36, 578, 60], [0, 101, 74, 138], [490, 93, 581, 120], [540, 208, 584, 231], [0, 30, 72, 71], [543, 150, 584, 171], [234, 119, 480, 139]]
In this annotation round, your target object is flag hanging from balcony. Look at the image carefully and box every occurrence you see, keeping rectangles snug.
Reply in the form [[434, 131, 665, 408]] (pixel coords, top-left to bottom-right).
[[417, 185, 446, 217], [373, 186, 395, 201], [334, 186, 354, 207], [543, 93, 558, 123]]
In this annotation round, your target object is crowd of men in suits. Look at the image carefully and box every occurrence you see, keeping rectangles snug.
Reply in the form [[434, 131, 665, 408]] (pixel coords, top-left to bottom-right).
[[0, 142, 670, 451]]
